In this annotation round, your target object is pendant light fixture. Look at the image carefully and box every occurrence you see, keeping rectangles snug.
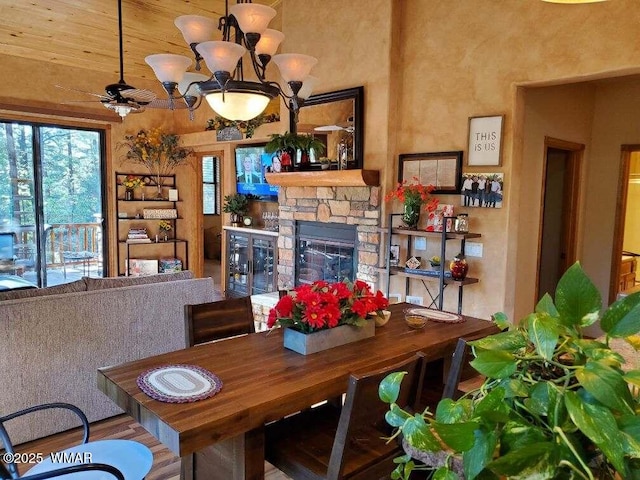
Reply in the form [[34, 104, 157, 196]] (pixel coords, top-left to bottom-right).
[[145, 1, 318, 122]]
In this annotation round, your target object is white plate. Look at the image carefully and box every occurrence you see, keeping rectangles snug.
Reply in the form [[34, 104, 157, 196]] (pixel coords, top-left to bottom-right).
[[406, 308, 464, 323]]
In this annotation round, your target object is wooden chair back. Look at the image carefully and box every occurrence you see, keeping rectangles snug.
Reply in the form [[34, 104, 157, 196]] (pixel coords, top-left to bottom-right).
[[184, 296, 255, 347], [442, 338, 485, 400], [327, 352, 426, 479]]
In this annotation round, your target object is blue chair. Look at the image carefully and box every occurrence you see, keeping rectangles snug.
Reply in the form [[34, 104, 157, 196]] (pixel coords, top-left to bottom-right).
[[0, 403, 152, 480], [0, 233, 16, 275]]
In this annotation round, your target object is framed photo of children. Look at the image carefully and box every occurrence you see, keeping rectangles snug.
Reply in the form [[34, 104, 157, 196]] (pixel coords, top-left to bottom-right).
[[467, 115, 504, 166], [460, 173, 504, 208], [398, 151, 463, 194]]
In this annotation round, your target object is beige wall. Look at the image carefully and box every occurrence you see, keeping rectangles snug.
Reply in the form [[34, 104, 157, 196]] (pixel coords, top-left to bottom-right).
[[2, 0, 640, 318]]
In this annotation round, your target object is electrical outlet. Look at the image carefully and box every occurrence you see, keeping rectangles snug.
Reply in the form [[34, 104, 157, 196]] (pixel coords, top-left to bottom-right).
[[414, 237, 427, 250], [465, 242, 483, 257]]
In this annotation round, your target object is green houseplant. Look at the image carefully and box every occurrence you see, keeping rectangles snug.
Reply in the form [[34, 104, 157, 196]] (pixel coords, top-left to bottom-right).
[[380, 263, 640, 480], [265, 132, 300, 172], [223, 193, 249, 226], [296, 134, 326, 169]]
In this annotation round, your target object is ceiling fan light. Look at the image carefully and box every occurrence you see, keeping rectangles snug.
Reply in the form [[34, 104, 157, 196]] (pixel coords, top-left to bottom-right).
[[205, 91, 271, 121], [145, 54, 192, 83], [195, 41, 247, 77], [178, 72, 209, 97], [229, 4, 276, 35], [255, 29, 285, 57], [175, 15, 217, 44], [272, 53, 318, 83], [104, 102, 137, 118]]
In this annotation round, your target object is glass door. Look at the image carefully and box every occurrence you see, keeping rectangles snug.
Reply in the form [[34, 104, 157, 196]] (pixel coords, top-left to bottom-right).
[[0, 122, 105, 287], [252, 236, 276, 295], [227, 232, 250, 297]]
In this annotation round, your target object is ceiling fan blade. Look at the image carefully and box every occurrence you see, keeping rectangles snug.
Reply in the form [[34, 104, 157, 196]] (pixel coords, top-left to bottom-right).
[[55, 84, 110, 100], [144, 99, 190, 110], [120, 88, 157, 103]]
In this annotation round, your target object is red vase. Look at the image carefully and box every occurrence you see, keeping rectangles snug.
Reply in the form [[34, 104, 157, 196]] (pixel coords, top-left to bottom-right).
[[449, 253, 468, 280]]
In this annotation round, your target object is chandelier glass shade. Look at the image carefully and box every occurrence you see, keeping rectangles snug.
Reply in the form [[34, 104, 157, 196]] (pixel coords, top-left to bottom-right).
[[145, 1, 319, 122]]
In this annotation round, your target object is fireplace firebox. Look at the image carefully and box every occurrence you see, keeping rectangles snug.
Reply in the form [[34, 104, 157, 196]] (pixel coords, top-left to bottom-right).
[[295, 221, 357, 286]]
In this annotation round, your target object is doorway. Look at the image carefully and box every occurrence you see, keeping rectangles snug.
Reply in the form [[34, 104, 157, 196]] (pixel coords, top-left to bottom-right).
[[536, 137, 583, 301], [610, 146, 640, 303]]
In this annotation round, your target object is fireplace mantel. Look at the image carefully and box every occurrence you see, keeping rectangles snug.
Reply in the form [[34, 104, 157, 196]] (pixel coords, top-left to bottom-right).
[[265, 169, 379, 187]]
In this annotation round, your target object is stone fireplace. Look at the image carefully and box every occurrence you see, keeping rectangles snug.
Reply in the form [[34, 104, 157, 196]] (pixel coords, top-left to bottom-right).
[[276, 185, 382, 289]]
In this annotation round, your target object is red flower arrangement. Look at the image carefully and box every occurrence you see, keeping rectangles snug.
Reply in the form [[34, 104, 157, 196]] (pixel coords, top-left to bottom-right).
[[384, 177, 439, 212], [267, 280, 389, 333]]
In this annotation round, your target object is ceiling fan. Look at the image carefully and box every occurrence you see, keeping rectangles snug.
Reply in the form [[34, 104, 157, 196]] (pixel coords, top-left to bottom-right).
[[57, 0, 158, 118], [314, 118, 354, 134]]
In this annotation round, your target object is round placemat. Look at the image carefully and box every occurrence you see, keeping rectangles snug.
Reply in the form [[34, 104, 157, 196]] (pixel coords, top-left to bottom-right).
[[137, 364, 223, 403], [406, 308, 465, 323]]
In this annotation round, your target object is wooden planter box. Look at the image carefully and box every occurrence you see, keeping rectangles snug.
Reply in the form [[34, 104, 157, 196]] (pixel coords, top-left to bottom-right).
[[283, 321, 375, 355]]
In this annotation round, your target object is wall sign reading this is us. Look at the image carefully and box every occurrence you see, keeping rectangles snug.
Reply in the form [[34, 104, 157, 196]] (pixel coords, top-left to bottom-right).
[[467, 115, 504, 166]]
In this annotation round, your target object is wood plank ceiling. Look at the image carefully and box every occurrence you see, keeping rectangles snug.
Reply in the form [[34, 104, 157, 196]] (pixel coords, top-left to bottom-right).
[[0, 0, 280, 81]]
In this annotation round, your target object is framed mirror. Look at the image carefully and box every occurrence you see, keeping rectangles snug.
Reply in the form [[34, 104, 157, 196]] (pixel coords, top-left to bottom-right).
[[398, 151, 463, 194], [290, 86, 364, 169]]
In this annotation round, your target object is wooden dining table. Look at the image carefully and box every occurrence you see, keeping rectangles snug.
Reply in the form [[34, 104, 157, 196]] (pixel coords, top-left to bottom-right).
[[97, 303, 497, 480]]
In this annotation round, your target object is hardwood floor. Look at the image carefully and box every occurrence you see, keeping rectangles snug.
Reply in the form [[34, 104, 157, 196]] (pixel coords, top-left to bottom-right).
[[13, 415, 290, 480]]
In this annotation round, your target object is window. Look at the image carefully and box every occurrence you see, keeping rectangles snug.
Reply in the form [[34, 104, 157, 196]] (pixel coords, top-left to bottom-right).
[[202, 155, 221, 215], [0, 121, 106, 287]]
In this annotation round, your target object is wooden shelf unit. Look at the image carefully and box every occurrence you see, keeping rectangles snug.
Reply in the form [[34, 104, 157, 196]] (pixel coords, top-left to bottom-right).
[[385, 214, 481, 314]]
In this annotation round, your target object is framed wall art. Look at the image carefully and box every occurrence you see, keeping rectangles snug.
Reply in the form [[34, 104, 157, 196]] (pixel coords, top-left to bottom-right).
[[398, 151, 463, 194], [460, 172, 504, 208], [467, 115, 504, 166]]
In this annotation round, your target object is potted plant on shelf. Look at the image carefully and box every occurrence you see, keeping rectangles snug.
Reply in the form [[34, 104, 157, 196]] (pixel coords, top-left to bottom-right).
[[385, 177, 440, 229], [265, 131, 300, 173], [223, 193, 249, 227], [380, 262, 640, 480], [296, 134, 326, 170]]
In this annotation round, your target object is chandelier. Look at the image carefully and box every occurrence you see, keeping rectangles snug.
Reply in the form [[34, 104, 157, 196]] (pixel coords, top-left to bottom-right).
[[145, 1, 318, 121]]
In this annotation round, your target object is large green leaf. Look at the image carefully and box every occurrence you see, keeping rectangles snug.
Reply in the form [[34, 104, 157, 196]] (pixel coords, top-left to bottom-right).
[[379, 371, 406, 404], [575, 361, 633, 413], [432, 421, 479, 452], [554, 262, 602, 327], [385, 403, 412, 428], [487, 442, 556, 479], [601, 293, 640, 337], [565, 390, 627, 475], [436, 398, 473, 424], [535, 293, 558, 317], [403, 414, 442, 451], [525, 382, 556, 418], [496, 378, 529, 398], [499, 422, 548, 455], [526, 313, 559, 361], [471, 350, 517, 379], [625, 370, 640, 387], [491, 312, 511, 330], [475, 388, 511, 423], [618, 415, 640, 458], [470, 331, 527, 353], [462, 428, 497, 480], [433, 467, 459, 480]]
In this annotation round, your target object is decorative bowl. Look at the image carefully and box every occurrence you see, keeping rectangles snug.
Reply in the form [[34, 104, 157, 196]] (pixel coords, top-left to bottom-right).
[[369, 310, 391, 327], [404, 312, 427, 329]]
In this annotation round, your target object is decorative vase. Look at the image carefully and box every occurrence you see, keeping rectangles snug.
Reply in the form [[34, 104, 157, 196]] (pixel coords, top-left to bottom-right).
[[449, 253, 469, 280], [283, 321, 375, 355], [154, 175, 164, 199], [402, 202, 421, 229], [124, 188, 134, 201]]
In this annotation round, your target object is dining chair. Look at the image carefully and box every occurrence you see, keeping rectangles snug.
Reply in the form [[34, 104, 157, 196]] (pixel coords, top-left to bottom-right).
[[441, 337, 485, 400], [0, 402, 152, 480], [184, 295, 255, 347], [265, 352, 425, 480]]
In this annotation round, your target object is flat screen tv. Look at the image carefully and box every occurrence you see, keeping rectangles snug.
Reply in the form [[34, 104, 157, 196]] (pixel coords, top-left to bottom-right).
[[234, 144, 279, 202]]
